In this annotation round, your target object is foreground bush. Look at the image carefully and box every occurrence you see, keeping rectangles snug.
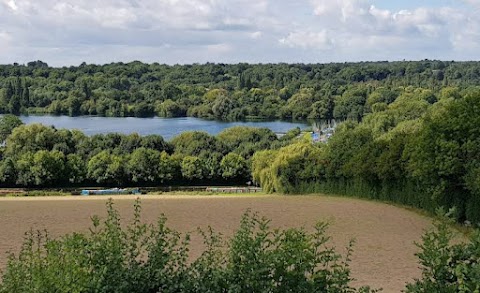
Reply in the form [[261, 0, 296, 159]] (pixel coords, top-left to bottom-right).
[[405, 214, 480, 293], [0, 199, 376, 293]]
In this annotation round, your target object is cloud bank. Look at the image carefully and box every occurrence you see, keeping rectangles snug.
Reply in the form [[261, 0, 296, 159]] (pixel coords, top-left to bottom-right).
[[0, 0, 478, 65]]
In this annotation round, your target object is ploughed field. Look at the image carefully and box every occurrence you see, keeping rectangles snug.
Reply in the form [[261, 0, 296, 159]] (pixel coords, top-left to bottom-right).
[[0, 195, 432, 292]]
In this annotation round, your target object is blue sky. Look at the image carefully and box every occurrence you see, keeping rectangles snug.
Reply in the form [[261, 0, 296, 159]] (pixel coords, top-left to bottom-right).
[[0, 0, 479, 66]]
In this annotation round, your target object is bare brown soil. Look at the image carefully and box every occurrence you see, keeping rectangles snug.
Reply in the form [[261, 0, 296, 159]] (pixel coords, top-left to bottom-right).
[[0, 195, 432, 292]]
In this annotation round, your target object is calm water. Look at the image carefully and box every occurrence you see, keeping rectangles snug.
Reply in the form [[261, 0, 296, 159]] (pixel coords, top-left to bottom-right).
[[17, 116, 309, 140]]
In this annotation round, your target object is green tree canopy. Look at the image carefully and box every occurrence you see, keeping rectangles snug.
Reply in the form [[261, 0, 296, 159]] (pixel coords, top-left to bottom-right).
[[0, 114, 23, 142]]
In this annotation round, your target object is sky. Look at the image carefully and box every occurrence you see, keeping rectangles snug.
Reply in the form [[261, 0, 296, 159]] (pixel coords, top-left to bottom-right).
[[0, 0, 479, 66]]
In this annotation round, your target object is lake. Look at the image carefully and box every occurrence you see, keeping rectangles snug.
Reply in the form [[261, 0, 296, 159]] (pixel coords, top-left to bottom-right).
[[17, 116, 310, 140]]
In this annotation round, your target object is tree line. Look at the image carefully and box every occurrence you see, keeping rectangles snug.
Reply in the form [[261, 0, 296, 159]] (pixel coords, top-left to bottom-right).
[[0, 116, 300, 188], [1, 60, 480, 120], [2, 84, 480, 224], [2, 84, 480, 225], [252, 87, 480, 224]]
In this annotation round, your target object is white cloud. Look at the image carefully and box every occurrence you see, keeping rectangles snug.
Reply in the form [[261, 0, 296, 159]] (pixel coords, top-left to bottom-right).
[[4, 0, 270, 30], [279, 31, 333, 50], [463, 0, 480, 9], [312, 0, 370, 21], [94, 7, 138, 29], [0, 0, 479, 65], [275, 0, 480, 59], [4, 0, 17, 11], [308, 0, 450, 36], [0, 31, 12, 55], [50, 3, 138, 29], [250, 31, 262, 39], [206, 43, 232, 54]]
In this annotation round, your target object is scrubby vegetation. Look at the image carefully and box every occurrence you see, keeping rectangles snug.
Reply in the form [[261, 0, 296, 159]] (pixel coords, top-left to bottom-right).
[[1, 201, 478, 292], [0, 199, 378, 293], [406, 217, 480, 293]]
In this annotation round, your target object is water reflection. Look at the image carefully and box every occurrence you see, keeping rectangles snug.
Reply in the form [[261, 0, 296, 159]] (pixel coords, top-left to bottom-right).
[[17, 116, 311, 140]]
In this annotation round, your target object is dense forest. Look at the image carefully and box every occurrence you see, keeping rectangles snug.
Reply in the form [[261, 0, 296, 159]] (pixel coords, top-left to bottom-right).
[[252, 87, 480, 224], [0, 116, 299, 188], [1, 61, 480, 291], [1, 60, 480, 225], [1, 86, 480, 225], [1, 60, 480, 120]]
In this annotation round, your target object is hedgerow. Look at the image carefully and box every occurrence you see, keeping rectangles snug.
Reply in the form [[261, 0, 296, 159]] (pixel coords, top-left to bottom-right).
[[0, 199, 377, 293]]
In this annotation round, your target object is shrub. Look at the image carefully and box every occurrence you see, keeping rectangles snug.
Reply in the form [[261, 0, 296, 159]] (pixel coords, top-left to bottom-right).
[[0, 199, 377, 293], [405, 212, 480, 293]]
